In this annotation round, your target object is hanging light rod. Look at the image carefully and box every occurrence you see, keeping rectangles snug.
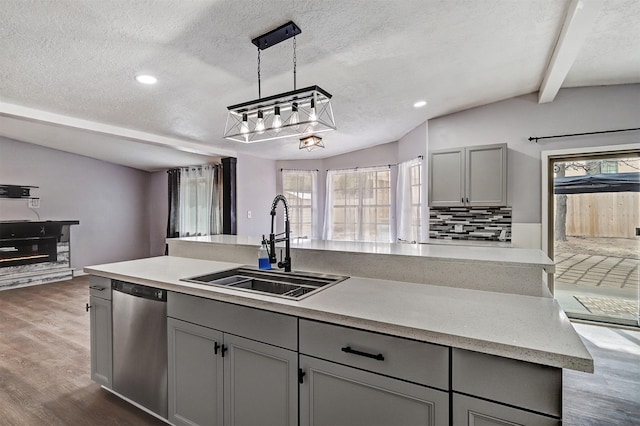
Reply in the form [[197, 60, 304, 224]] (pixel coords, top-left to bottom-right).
[[252, 21, 301, 50], [528, 127, 640, 143], [224, 21, 336, 145]]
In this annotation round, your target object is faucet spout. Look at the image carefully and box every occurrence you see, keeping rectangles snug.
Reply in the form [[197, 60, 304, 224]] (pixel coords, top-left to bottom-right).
[[267, 194, 292, 272]]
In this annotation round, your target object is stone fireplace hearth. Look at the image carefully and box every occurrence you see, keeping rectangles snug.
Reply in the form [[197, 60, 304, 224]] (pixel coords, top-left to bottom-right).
[[0, 220, 79, 289]]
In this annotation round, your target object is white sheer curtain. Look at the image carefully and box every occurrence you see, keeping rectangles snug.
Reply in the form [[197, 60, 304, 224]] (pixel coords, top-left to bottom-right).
[[178, 164, 222, 237], [281, 169, 319, 239], [310, 170, 319, 239], [396, 158, 422, 243], [322, 170, 336, 240]]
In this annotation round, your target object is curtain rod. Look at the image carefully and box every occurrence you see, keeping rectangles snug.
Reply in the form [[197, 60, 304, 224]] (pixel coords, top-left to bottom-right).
[[280, 168, 319, 172], [166, 163, 221, 173], [528, 128, 640, 143], [326, 155, 423, 172]]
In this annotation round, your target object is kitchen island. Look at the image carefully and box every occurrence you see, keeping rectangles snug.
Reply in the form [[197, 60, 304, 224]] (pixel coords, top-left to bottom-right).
[[167, 235, 555, 297], [86, 255, 592, 426]]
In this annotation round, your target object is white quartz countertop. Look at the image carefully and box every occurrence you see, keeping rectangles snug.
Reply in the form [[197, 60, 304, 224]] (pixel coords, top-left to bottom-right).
[[169, 235, 554, 271], [85, 256, 591, 372]]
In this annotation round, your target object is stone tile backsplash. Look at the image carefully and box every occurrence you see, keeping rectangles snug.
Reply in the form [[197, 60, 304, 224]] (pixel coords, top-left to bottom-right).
[[429, 207, 512, 241]]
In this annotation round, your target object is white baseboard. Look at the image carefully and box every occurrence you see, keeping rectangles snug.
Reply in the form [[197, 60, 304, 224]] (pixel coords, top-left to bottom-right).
[[73, 269, 88, 277]]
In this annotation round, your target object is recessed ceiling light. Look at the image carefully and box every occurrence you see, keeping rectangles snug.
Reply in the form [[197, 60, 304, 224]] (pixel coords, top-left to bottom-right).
[[135, 74, 157, 85], [413, 100, 427, 108]]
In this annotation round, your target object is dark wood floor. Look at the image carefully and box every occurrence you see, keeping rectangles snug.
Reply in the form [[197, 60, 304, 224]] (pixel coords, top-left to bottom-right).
[[0, 276, 161, 425], [1, 276, 638, 425]]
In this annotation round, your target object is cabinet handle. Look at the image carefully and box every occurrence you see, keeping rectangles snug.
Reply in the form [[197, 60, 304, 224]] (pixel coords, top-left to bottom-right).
[[221, 344, 228, 358], [298, 368, 306, 384], [341, 346, 384, 361], [85, 303, 91, 312], [466, 197, 469, 203], [89, 285, 105, 291], [214, 342, 220, 355]]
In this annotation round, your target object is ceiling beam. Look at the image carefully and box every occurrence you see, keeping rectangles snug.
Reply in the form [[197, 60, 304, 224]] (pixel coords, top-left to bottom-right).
[[0, 101, 236, 158], [538, 0, 604, 104]]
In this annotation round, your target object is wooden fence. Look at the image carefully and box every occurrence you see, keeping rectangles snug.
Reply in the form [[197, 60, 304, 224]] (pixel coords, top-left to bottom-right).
[[561, 192, 639, 238]]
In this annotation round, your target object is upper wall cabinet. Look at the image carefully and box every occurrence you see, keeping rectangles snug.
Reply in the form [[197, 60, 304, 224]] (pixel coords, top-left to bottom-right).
[[429, 143, 507, 207]]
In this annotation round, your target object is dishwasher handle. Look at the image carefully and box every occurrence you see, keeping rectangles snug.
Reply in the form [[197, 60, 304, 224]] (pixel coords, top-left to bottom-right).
[[112, 280, 167, 302]]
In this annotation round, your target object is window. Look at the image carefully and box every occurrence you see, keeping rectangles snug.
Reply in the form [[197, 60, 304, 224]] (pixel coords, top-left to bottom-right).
[[397, 159, 422, 243], [282, 170, 317, 239], [325, 167, 391, 242]]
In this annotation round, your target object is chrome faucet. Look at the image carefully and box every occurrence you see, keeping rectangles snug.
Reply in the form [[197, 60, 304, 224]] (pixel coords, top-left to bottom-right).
[[262, 194, 292, 272]]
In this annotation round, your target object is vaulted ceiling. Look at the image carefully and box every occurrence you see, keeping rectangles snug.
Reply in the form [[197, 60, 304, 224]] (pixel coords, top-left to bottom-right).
[[1, 0, 638, 171]]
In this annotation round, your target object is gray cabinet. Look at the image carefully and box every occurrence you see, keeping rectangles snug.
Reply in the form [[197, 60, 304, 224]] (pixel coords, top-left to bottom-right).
[[168, 318, 224, 426], [299, 319, 449, 425], [452, 348, 562, 425], [453, 394, 560, 426], [167, 293, 298, 426], [88, 276, 112, 389], [429, 143, 507, 207], [223, 333, 297, 426], [300, 355, 449, 426]]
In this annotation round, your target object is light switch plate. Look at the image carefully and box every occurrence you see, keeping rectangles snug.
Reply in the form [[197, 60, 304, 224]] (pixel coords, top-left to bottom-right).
[[28, 198, 40, 209], [247, 210, 252, 219]]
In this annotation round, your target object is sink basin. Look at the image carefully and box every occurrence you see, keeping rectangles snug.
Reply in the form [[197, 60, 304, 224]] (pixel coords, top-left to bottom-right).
[[180, 267, 349, 300]]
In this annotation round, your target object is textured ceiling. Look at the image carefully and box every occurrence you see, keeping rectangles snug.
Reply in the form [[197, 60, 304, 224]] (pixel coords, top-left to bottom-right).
[[0, 0, 639, 171]]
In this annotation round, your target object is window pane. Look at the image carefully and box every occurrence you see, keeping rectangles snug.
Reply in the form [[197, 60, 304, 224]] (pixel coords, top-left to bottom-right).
[[330, 168, 390, 242]]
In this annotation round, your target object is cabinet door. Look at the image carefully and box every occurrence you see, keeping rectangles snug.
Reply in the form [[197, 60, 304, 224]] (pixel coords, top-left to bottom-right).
[[300, 355, 449, 426], [224, 334, 297, 426], [429, 148, 465, 207], [466, 144, 507, 206], [453, 394, 560, 426], [168, 318, 224, 426], [89, 296, 112, 388]]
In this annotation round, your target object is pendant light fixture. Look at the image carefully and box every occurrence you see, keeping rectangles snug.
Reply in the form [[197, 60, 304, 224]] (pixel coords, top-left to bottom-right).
[[223, 22, 336, 145]]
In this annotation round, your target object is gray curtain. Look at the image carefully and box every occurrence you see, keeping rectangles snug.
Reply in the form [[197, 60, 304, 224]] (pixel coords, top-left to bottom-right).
[[166, 168, 180, 254]]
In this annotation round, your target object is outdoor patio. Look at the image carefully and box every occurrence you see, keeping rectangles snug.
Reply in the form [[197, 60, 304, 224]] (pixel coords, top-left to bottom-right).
[[554, 236, 639, 324]]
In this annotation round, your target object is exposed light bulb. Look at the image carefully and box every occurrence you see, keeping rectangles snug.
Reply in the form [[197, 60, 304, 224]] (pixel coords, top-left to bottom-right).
[[290, 102, 300, 130], [255, 110, 265, 134], [272, 106, 282, 131], [309, 98, 317, 125], [240, 113, 249, 134]]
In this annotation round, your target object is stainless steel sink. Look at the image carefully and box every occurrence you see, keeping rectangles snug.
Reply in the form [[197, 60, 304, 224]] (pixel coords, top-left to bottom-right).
[[180, 267, 349, 300]]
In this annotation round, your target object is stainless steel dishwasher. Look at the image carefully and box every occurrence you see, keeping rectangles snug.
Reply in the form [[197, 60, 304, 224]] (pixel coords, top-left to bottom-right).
[[112, 280, 168, 418]]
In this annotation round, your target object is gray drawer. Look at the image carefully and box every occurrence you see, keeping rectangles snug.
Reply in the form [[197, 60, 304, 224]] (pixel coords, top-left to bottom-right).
[[168, 292, 297, 351], [89, 276, 111, 300], [299, 319, 449, 390], [453, 394, 560, 426], [452, 348, 562, 417]]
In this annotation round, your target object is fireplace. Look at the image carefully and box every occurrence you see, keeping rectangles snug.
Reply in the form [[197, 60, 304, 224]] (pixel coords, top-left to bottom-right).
[[0, 236, 58, 267], [0, 221, 80, 289]]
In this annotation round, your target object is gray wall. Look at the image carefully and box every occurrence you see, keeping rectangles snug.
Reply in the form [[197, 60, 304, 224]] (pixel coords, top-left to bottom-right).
[[236, 153, 277, 237], [428, 84, 640, 223], [0, 137, 152, 270]]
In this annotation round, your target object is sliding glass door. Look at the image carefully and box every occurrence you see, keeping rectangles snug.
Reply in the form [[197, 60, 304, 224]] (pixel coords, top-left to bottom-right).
[[552, 154, 639, 326]]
